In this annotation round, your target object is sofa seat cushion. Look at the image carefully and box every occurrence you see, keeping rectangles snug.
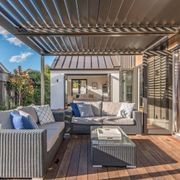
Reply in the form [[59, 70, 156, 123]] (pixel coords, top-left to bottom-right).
[[39, 122, 65, 151], [72, 116, 104, 125], [103, 116, 135, 125]]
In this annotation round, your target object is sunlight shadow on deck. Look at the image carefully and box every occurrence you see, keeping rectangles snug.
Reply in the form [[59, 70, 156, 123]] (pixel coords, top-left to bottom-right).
[[45, 135, 178, 179]]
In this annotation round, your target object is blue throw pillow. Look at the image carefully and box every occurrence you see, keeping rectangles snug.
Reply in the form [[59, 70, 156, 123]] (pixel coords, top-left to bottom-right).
[[70, 103, 81, 117], [19, 110, 38, 129], [10, 111, 24, 129], [10, 111, 38, 129]]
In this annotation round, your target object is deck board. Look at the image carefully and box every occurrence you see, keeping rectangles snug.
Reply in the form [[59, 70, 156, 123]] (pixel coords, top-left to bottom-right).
[[45, 135, 180, 180]]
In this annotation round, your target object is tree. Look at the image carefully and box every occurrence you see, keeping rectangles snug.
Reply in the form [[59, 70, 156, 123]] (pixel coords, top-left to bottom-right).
[[28, 65, 50, 105], [28, 70, 41, 105], [44, 65, 50, 104], [8, 66, 34, 106]]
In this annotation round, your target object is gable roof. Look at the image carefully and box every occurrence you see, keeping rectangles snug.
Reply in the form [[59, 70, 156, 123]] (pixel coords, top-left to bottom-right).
[[0, 63, 9, 74], [51, 55, 135, 71]]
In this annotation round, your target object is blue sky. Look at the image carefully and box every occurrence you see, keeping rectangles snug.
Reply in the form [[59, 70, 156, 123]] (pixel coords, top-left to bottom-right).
[[0, 26, 55, 72]]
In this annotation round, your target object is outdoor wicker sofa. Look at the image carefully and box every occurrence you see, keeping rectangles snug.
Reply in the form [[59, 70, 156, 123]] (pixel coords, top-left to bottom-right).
[[70, 101, 143, 134], [0, 106, 65, 180]]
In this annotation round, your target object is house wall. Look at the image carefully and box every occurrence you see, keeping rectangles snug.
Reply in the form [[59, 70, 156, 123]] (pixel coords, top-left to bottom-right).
[[50, 69, 140, 109], [111, 73, 120, 102], [132, 66, 140, 110], [50, 71, 64, 109], [0, 72, 9, 108]]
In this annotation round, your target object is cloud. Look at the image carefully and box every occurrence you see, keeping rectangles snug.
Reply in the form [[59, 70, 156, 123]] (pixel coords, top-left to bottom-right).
[[7, 37, 24, 46], [9, 52, 32, 63], [0, 26, 9, 38], [0, 26, 24, 46]]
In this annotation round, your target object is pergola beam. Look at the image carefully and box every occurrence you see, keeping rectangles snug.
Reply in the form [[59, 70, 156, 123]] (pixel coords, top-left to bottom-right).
[[45, 51, 142, 56], [15, 26, 179, 36]]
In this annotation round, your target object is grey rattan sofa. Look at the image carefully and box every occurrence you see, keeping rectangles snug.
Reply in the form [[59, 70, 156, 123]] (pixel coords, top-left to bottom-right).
[[70, 101, 143, 134], [0, 106, 65, 180]]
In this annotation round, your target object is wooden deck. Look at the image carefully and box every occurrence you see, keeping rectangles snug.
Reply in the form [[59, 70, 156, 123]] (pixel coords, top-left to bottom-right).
[[45, 135, 180, 180]]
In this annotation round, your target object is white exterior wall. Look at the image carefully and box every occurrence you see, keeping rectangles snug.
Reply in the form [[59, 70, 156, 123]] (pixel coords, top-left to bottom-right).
[[110, 73, 119, 102], [50, 71, 65, 109], [50, 70, 122, 108], [50, 69, 140, 108]]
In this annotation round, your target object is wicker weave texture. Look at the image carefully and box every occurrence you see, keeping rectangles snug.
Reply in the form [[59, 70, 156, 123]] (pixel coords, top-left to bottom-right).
[[91, 145, 136, 166], [0, 129, 47, 178]]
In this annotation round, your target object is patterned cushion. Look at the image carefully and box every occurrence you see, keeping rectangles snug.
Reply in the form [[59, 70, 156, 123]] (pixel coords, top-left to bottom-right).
[[117, 103, 135, 118], [77, 103, 94, 117], [34, 105, 55, 125]]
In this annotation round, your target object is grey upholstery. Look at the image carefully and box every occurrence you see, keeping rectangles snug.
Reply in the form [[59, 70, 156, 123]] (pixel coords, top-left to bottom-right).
[[72, 116, 104, 125], [39, 122, 65, 151], [52, 110, 65, 122], [72, 116, 135, 125], [102, 117, 135, 125], [77, 103, 94, 117], [0, 107, 65, 179], [71, 101, 143, 135], [74, 101, 102, 116], [0, 110, 14, 129]]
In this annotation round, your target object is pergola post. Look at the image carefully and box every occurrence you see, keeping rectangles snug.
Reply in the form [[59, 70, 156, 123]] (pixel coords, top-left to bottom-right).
[[119, 66, 122, 102], [41, 55, 45, 105], [142, 53, 148, 134]]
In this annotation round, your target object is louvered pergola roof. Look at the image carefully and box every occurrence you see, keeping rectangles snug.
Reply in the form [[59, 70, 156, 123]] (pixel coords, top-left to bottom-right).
[[0, 0, 180, 56]]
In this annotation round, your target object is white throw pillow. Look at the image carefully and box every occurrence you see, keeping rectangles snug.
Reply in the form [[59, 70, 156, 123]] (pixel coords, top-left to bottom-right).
[[117, 103, 135, 118], [34, 105, 55, 125], [77, 103, 94, 117]]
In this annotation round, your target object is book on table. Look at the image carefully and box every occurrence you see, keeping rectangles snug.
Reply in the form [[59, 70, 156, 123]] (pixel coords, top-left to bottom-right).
[[97, 127, 122, 140]]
